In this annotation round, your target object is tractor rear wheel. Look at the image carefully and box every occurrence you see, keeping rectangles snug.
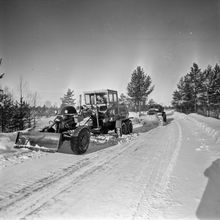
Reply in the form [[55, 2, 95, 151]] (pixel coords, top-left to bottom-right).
[[121, 122, 128, 135], [162, 112, 167, 122], [126, 120, 133, 134], [71, 128, 90, 154]]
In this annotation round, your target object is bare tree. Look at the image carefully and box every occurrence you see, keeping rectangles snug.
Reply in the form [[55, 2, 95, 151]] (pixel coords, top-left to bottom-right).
[[26, 91, 38, 127]]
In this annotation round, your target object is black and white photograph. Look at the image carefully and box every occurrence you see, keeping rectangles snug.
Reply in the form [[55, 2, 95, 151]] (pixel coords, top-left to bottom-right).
[[0, 0, 220, 219]]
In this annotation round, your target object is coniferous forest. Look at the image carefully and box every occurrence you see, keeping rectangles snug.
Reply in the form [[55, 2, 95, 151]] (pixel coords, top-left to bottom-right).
[[172, 63, 220, 118]]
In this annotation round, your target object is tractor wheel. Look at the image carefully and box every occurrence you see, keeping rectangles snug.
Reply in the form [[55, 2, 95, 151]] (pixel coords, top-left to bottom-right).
[[101, 126, 109, 134], [121, 122, 128, 135], [126, 120, 133, 134], [71, 128, 90, 154], [162, 112, 167, 122]]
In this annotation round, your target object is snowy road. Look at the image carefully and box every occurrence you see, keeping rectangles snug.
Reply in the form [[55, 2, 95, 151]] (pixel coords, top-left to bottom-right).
[[0, 113, 220, 220]]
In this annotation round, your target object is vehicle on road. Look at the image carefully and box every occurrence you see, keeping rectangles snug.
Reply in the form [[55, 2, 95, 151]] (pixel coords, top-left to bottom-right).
[[147, 104, 167, 123]]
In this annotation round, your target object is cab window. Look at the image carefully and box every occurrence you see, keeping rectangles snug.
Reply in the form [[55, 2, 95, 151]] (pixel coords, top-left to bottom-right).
[[109, 93, 114, 102], [113, 93, 117, 102], [85, 95, 90, 104], [85, 94, 95, 105]]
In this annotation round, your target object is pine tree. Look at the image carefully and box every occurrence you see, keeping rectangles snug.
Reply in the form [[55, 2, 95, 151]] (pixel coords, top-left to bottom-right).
[[172, 90, 182, 111], [187, 63, 202, 112], [199, 65, 214, 116], [1, 91, 14, 132], [60, 89, 76, 109], [211, 64, 220, 117], [127, 66, 154, 113], [172, 75, 195, 113], [212, 64, 220, 104], [172, 62, 220, 117], [172, 77, 186, 112]]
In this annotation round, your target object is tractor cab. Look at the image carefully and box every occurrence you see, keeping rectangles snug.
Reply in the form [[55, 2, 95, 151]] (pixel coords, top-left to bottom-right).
[[84, 89, 118, 112]]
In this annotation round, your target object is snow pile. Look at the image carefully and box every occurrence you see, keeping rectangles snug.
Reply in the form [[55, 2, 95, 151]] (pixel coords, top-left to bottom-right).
[[188, 113, 220, 143], [129, 111, 140, 118], [90, 134, 117, 144], [0, 133, 16, 153], [0, 116, 55, 154], [90, 133, 138, 146], [0, 136, 12, 151], [0, 132, 47, 169]]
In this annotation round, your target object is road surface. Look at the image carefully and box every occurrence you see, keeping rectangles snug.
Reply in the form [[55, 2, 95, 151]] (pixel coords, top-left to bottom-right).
[[0, 112, 219, 220]]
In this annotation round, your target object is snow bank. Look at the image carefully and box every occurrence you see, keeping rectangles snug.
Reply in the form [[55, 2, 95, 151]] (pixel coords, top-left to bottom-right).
[[0, 116, 54, 154], [188, 113, 220, 143], [0, 132, 46, 169], [0, 117, 55, 169], [129, 111, 140, 118], [0, 133, 16, 153]]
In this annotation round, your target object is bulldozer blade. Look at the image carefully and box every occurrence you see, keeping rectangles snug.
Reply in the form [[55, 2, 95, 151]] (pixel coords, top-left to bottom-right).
[[14, 131, 62, 152]]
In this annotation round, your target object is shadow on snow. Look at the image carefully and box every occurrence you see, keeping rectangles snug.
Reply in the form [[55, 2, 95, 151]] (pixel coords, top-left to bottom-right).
[[196, 158, 220, 219]]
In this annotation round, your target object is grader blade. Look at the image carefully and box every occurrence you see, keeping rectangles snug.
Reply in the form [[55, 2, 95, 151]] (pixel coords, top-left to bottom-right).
[[14, 131, 62, 152]]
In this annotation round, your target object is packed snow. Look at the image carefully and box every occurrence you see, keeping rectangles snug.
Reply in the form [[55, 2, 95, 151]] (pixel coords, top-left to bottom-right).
[[0, 111, 220, 220]]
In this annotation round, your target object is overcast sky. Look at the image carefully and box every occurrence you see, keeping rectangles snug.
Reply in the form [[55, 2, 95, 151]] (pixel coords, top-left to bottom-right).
[[0, 0, 219, 106]]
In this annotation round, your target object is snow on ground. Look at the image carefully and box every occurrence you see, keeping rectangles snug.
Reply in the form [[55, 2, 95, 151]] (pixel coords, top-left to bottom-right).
[[0, 132, 46, 169], [0, 116, 56, 168], [1, 111, 220, 220], [188, 113, 220, 143], [0, 112, 176, 220], [160, 112, 220, 220]]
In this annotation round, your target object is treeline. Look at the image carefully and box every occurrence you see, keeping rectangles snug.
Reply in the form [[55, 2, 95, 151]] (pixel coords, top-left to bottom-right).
[[0, 91, 32, 132], [0, 90, 58, 132], [172, 63, 220, 118]]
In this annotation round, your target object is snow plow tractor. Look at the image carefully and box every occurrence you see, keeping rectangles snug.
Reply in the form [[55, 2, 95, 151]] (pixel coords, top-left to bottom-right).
[[14, 89, 132, 154], [147, 104, 167, 124]]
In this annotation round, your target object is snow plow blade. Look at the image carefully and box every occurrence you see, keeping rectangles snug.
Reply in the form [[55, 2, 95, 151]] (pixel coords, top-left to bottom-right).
[[14, 131, 62, 152]]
